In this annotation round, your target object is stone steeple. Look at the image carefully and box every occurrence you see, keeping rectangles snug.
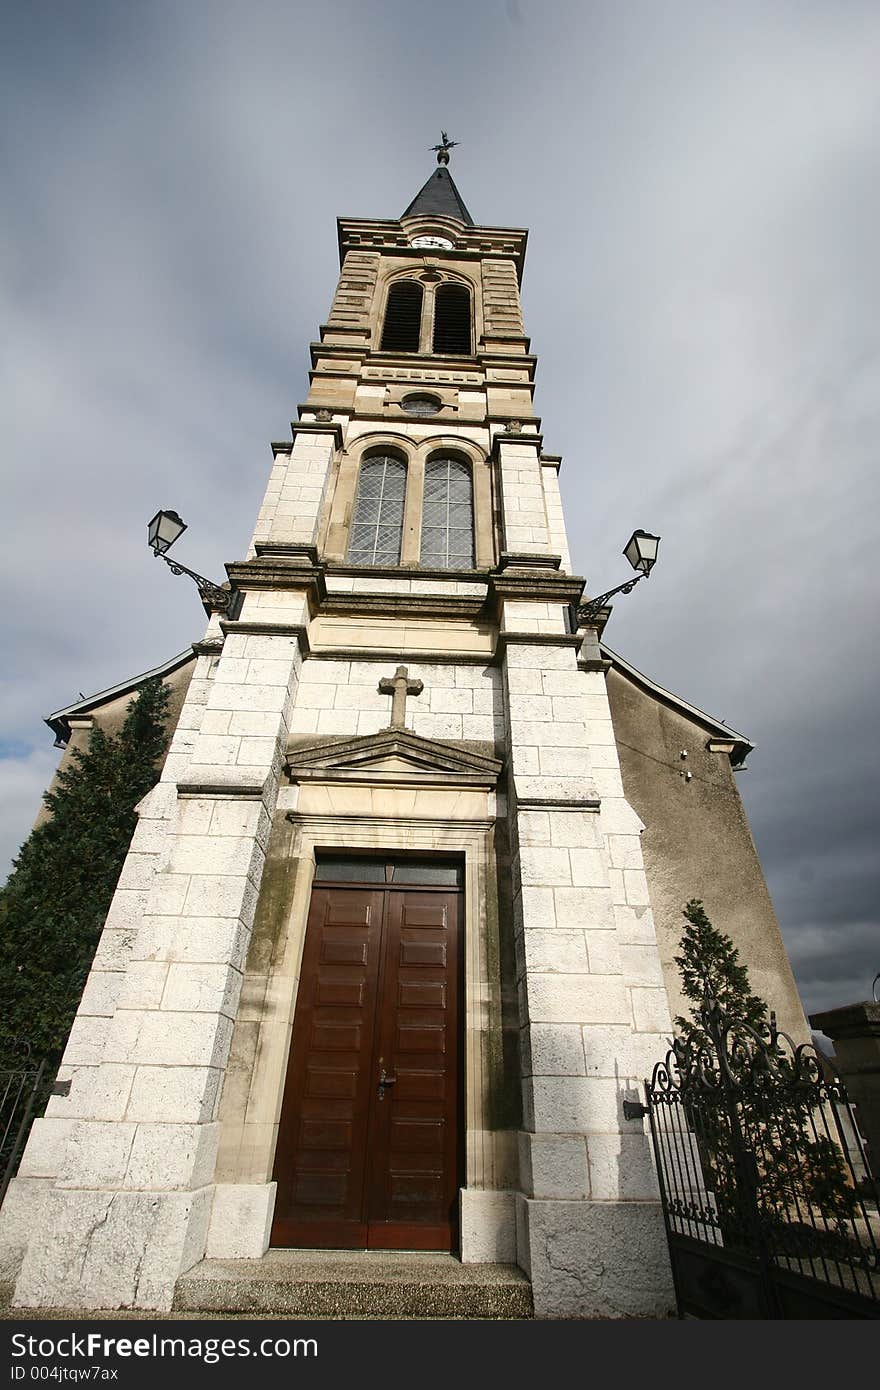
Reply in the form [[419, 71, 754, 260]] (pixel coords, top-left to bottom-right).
[[3, 146, 682, 1321]]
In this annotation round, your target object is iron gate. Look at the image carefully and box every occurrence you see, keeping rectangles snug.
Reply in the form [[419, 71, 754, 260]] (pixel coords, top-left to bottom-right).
[[0, 1042, 45, 1207], [643, 989, 880, 1318]]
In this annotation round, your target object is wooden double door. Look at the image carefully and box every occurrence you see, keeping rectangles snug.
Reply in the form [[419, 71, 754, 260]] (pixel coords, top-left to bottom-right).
[[271, 860, 462, 1250]]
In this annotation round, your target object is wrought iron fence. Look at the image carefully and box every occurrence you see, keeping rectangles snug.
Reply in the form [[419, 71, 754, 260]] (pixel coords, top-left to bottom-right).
[[0, 1042, 46, 1207], [645, 990, 880, 1319]]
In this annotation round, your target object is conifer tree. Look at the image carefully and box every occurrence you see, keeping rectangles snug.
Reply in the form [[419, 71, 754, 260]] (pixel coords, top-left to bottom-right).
[[0, 679, 170, 1071], [674, 899, 859, 1242], [674, 898, 768, 1040]]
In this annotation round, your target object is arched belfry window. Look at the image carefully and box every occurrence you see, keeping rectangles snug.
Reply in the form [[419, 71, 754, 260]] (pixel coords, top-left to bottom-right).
[[432, 283, 471, 355], [347, 455, 407, 566], [420, 456, 475, 570], [380, 281, 423, 352]]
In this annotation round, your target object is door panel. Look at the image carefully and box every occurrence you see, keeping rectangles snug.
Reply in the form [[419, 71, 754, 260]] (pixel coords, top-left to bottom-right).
[[366, 890, 459, 1248], [271, 880, 460, 1251], [271, 887, 383, 1247]]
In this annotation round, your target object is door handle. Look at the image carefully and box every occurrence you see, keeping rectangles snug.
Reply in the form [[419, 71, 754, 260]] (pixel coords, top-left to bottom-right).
[[378, 1066, 397, 1100]]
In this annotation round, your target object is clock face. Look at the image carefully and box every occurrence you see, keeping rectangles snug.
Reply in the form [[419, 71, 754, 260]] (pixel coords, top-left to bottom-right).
[[410, 235, 454, 250]]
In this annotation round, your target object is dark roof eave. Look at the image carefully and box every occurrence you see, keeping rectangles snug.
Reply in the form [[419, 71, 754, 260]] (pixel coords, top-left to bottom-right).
[[44, 648, 196, 747], [601, 641, 755, 765]]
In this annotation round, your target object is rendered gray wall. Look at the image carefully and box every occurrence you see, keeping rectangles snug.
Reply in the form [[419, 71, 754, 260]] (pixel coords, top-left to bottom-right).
[[607, 666, 809, 1044]]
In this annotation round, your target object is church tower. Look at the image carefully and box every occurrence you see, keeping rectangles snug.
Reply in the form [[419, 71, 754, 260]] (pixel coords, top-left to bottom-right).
[[3, 145, 754, 1318]]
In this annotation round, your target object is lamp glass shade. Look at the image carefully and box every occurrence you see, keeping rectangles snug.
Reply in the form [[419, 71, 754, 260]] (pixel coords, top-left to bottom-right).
[[148, 509, 187, 555], [623, 529, 660, 574]]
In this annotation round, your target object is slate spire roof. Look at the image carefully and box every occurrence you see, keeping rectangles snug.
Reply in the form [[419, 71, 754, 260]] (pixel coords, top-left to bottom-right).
[[402, 165, 474, 226]]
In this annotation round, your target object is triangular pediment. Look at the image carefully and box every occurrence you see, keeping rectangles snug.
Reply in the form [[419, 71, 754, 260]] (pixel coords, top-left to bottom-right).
[[285, 729, 502, 787]]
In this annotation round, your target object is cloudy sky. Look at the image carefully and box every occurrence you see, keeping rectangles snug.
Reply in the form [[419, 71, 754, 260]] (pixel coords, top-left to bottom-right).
[[2, 1, 878, 1023]]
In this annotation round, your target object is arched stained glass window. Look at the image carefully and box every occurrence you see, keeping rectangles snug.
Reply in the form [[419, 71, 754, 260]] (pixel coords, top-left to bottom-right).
[[380, 281, 423, 352], [432, 283, 471, 355], [347, 455, 407, 566], [420, 456, 474, 570]]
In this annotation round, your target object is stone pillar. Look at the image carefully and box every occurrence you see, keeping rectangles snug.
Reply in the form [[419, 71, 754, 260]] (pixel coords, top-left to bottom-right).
[[540, 458, 571, 574], [0, 644, 221, 1266], [810, 1001, 880, 1180], [249, 423, 340, 554], [10, 598, 308, 1311], [501, 604, 674, 1318], [495, 432, 556, 564]]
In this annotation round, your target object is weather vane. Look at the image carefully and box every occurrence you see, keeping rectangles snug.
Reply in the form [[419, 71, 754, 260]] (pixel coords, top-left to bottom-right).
[[430, 131, 459, 166]]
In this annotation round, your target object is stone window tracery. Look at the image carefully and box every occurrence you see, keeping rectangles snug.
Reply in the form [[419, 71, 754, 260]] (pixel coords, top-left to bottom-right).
[[346, 454, 408, 565], [420, 456, 475, 570]]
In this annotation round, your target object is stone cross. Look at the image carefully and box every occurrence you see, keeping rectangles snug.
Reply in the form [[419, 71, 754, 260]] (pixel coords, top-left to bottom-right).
[[379, 665, 423, 729]]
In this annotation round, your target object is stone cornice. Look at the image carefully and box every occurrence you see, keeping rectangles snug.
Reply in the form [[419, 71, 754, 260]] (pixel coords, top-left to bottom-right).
[[291, 419, 345, 446], [497, 632, 583, 651], [580, 656, 612, 674], [496, 552, 563, 573], [271, 421, 344, 453], [225, 557, 326, 606], [515, 796, 600, 811], [176, 766, 268, 800], [809, 1001, 880, 1039], [218, 621, 310, 653], [336, 216, 528, 281], [490, 430, 545, 459], [477, 350, 537, 372], [490, 570, 585, 606], [309, 342, 365, 366], [304, 647, 493, 666], [191, 637, 225, 656], [325, 563, 490, 584], [486, 414, 540, 432], [307, 340, 539, 376], [254, 543, 320, 564], [322, 591, 489, 621]]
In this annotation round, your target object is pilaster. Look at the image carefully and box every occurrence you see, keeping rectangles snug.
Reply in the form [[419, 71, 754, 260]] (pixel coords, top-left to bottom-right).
[[500, 606, 674, 1317], [493, 431, 555, 562], [11, 613, 307, 1310], [249, 425, 338, 554]]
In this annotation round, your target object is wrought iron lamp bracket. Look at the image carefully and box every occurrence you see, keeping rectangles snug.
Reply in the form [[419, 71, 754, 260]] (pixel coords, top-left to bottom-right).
[[156, 552, 233, 612], [576, 571, 648, 626]]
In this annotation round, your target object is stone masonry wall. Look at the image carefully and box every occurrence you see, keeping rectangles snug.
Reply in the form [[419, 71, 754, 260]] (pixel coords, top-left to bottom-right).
[[326, 251, 380, 331], [288, 656, 504, 744], [9, 599, 309, 1310], [502, 616, 675, 1317]]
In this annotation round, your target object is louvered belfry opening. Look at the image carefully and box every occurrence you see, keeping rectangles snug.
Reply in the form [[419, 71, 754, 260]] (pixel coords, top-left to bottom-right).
[[380, 281, 423, 352], [420, 456, 475, 570], [432, 283, 471, 355], [347, 454, 408, 566]]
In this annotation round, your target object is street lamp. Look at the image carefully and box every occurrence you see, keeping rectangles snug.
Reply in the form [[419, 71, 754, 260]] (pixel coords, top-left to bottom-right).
[[146, 509, 232, 611], [147, 509, 187, 556], [577, 529, 661, 627]]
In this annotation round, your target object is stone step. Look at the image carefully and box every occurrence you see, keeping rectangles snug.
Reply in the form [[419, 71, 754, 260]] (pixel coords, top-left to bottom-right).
[[175, 1249, 533, 1319]]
